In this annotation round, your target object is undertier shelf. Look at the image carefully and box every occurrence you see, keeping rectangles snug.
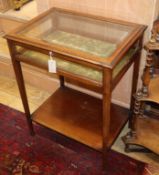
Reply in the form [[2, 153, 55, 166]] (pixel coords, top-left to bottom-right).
[[32, 87, 128, 150], [123, 117, 159, 154], [141, 76, 159, 104]]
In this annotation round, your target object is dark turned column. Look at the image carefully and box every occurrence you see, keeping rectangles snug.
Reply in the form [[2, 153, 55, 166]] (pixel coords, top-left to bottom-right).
[[141, 49, 154, 96]]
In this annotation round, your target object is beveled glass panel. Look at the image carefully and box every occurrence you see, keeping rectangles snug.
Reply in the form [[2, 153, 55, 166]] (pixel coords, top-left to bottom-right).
[[17, 9, 135, 58]]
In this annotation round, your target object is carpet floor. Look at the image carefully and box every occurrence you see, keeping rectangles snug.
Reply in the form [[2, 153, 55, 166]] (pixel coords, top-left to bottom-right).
[[0, 103, 157, 175]]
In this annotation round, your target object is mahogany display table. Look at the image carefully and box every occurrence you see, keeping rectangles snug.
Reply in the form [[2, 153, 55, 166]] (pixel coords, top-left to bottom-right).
[[5, 8, 146, 169]]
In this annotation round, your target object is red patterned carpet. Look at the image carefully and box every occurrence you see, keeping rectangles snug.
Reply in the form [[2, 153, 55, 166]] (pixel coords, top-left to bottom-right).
[[0, 103, 157, 175]]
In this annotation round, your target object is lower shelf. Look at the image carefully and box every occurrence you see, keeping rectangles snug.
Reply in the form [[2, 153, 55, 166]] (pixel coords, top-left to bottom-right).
[[123, 116, 159, 154], [32, 87, 128, 150], [141, 76, 159, 103]]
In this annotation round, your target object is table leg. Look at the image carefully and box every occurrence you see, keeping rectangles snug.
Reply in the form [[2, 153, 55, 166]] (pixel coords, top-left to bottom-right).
[[7, 41, 34, 135], [102, 68, 112, 170], [129, 52, 141, 128], [59, 75, 65, 87], [129, 38, 143, 128]]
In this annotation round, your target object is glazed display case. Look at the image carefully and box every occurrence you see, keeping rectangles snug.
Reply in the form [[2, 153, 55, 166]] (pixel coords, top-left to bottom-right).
[[5, 8, 146, 169]]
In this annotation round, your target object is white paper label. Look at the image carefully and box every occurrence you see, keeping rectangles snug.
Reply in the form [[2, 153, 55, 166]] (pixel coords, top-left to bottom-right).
[[48, 59, 56, 73]]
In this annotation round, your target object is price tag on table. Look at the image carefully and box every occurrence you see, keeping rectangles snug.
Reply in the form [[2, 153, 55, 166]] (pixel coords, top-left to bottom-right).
[[48, 51, 57, 73]]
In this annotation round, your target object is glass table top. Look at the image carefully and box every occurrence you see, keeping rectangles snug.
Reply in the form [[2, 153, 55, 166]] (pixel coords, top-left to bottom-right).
[[15, 8, 136, 60]]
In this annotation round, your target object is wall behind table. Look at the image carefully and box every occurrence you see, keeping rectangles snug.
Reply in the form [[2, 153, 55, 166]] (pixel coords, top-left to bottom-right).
[[36, 0, 158, 107]]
